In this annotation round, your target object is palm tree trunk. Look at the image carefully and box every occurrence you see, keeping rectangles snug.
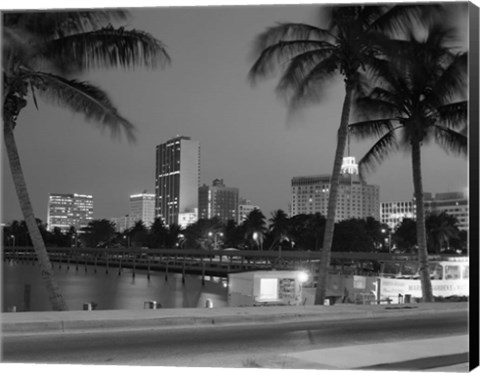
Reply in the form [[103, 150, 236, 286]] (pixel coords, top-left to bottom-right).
[[3, 118, 68, 311], [314, 85, 353, 305], [411, 138, 434, 302]]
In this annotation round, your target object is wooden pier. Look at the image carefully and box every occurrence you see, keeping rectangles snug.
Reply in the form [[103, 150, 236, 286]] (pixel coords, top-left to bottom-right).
[[2, 247, 428, 282]]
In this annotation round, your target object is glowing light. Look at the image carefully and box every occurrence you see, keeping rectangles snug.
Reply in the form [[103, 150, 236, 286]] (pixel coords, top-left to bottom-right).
[[297, 271, 309, 283]]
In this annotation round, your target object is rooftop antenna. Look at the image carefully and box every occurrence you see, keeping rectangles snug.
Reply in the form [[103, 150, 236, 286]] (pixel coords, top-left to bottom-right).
[[347, 126, 350, 157]]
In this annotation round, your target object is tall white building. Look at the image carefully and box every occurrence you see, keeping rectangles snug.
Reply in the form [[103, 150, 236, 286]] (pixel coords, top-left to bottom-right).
[[290, 157, 380, 221], [47, 193, 93, 232], [130, 192, 155, 227], [155, 136, 200, 226]]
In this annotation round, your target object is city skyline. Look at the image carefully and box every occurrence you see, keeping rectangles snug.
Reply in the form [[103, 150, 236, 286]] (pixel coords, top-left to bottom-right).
[[1, 2, 469, 224]]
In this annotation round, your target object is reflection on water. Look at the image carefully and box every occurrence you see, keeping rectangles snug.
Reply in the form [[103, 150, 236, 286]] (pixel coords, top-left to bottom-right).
[[2, 261, 228, 312]]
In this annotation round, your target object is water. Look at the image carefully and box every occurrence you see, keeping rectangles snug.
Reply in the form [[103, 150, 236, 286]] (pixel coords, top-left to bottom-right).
[[2, 260, 228, 312]]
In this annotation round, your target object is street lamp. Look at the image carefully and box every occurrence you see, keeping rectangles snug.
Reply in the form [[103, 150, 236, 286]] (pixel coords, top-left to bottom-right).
[[252, 232, 263, 251], [208, 231, 223, 250], [10, 235, 15, 247], [123, 235, 130, 248], [381, 228, 392, 252], [177, 233, 185, 248]]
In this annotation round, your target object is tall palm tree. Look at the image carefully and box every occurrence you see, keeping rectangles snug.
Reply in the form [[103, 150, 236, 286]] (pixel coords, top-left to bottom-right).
[[3, 11, 170, 310], [349, 24, 467, 302], [249, 4, 436, 305]]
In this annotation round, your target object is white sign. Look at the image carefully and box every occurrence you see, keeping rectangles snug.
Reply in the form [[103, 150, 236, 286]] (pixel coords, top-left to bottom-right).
[[353, 275, 366, 289], [380, 277, 469, 300]]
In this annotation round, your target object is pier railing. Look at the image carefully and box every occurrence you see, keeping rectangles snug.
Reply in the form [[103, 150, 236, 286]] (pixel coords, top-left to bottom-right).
[[2, 246, 429, 281]]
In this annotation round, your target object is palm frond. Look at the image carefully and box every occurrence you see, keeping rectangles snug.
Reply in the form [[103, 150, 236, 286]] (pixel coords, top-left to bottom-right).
[[349, 119, 397, 141], [357, 130, 400, 175], [434, 101, 468, 129], [40, 26, 171, 72], [287, 53, 340, 109], [252, 23, 333, 57], [428, 52, 468, 107], [369, 4, 443, 37], [358, 88, 407, 118], [433, 125, 467, 156], [29, 71, 135, 142], [3, 11, 129, 38], [249, 40, 333, 84], [276, 47, 334, 93]]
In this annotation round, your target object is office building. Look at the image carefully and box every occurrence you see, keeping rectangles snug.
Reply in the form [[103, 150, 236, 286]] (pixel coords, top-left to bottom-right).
[[199, 179, 239, 223], [130, 192, 155, 227], [290, 157, 380, 221], [155, 136, 200, 226], [47, 193, 93, 232]]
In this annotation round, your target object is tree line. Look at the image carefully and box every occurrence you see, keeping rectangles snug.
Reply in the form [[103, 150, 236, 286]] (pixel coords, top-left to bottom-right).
[[3, 209, 466, 255]]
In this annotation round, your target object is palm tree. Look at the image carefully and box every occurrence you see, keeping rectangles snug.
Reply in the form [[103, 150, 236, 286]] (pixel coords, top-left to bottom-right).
[[349, 24, 467, 302], [249, 4, 436, 305], [267, 209, 290, 251], [3, 11, 170, 310], [426, 212, 460, 254], [243, 208, 267, 250]]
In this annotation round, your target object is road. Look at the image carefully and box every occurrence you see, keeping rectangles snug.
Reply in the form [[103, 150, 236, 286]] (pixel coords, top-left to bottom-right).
[[2, 309, 468, 369]]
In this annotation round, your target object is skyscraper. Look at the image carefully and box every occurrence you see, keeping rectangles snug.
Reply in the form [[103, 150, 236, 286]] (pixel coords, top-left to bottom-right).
[[290, 157, 380, 221], [130, 191, 155, 227], [47, 193, 93, 232], [155, 136, 200, 225], [198, 179, 239, 223]]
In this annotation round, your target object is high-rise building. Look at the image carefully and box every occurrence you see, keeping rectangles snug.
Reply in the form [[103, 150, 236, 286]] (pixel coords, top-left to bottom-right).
[[155, 136, 200, 226], [130, 192, 155, 227], [290, 157, 380, 221], [47, 193, 93, 232], [238, 198, 260, 223], [199, 179, 239, 223]]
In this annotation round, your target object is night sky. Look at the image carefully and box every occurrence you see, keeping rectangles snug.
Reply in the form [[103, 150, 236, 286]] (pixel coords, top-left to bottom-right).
[[1, 1, 470, 224]]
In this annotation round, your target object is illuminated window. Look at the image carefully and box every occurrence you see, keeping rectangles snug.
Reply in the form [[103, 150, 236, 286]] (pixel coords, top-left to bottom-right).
[[258, 278, 278, 301]]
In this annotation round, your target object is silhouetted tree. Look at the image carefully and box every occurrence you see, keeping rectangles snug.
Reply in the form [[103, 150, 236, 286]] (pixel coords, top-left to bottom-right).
[[350, 20, 467, 301], [332, 218, 375, 252], [242, 209, 267, 250], [267, 209, 290, 251], [148, 217, 169, 248], [393, 218, 418, 253], [80, 219, 116, 248], [426, 212, 460, 254], [3, 11, 170, 310], [130, 220, 148, 247]]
